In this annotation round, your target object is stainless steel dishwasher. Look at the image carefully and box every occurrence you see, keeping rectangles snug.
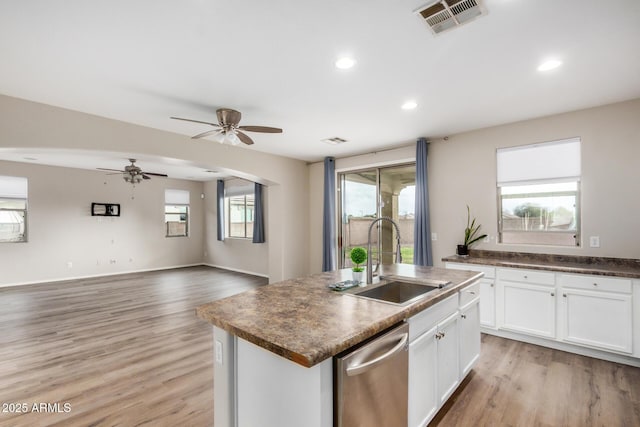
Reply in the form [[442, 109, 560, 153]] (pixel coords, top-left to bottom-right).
[[334, 322, 409, 427]]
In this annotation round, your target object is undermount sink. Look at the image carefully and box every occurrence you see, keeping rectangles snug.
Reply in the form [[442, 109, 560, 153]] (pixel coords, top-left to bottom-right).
[[350, 279, 450, 306]]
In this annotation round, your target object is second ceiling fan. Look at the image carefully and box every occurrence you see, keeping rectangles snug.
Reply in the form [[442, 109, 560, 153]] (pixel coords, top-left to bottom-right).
[[171, 108, 282, 146]]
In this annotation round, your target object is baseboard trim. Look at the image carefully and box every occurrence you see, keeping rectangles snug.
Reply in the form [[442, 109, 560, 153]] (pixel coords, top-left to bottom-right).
[[0, 263, 205, 289], [482, 327, 640, 368], [203, 263, 269, 279]]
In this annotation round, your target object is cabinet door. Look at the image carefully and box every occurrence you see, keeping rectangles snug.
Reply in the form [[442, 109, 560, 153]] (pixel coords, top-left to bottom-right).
[[479, 279, 496, 328], [561, 289, 633, 353], [459, 300, 480, 378], [437, 312, 460, 405], [502, 281, 556, 338], [408, 325, 438, 427]]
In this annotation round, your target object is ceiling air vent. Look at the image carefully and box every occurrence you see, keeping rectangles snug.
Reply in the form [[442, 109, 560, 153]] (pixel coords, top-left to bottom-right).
[[415, 0, 486, 35], [321, 137, 348, 145]]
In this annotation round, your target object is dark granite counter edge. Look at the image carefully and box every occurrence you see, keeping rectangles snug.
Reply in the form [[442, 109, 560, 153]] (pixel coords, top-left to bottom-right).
[[442, 251, 640, 279], [196, 273, 483, 367]]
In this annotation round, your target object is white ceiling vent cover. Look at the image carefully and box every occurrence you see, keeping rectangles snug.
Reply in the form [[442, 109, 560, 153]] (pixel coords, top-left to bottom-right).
[[415, 0, 486, 35]]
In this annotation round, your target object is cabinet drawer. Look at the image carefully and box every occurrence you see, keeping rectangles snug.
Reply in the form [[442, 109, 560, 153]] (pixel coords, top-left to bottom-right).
[[409, 294, 458, 342], [459, 281, 480, 307], [498, 268, 555, 286], [446, 263, 495, 279], [559, 274, 632, 294]]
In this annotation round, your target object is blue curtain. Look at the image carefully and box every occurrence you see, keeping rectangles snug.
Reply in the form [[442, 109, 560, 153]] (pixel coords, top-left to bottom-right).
[[322, 157, 336, 272], [253, 183, 265, 243], [414, 138, 433, 266], [217, 179, 225, 241]]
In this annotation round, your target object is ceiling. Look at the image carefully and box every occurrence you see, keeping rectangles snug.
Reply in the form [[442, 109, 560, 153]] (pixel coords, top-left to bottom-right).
[[1, 0, 639, 177]]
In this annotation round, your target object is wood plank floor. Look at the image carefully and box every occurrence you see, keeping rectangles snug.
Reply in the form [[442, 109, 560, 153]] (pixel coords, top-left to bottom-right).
[[1, 267, 639, 426], [432, 334, 640, 427], [0, 266, 267, 427]]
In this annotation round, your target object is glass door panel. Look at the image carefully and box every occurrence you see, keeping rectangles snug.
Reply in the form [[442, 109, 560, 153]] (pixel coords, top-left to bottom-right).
[[339, 164, 416, 268]]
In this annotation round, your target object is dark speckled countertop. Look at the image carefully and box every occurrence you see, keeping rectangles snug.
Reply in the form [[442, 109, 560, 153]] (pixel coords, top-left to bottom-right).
[[442, 250, 640, 278], [196, 264, 482, 368]]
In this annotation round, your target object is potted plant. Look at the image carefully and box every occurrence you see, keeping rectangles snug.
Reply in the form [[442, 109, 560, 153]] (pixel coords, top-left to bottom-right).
[[457, 205, 487, 256], [349, 247, 367, 283]]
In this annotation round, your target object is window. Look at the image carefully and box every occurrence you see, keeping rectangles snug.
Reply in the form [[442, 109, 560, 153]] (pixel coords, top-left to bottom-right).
[[165, 189, 189, 237], [224, 179, 254, 239], [0, 176, 28, 243], [497, 138, 581, 246]]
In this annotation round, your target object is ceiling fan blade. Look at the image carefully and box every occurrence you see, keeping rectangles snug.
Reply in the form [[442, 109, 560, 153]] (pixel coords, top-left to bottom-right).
[[171, 117, 220, 127], [143, 172, 168, 177], [238, 125, 283, 133], [142, 174, 152, 180], [192, 129, 222, 139], [97, 168, 125, 172], [236, 131, 255, 145]]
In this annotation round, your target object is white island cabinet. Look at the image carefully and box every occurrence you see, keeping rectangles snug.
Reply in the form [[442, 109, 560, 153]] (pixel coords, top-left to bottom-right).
[[199, 266, 483, 427]]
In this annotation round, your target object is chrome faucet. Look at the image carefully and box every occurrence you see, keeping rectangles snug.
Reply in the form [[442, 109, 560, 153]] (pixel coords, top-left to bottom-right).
[[366, 217, 402, 285]]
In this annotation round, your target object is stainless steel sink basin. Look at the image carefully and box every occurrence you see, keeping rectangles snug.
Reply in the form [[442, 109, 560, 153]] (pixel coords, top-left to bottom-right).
[[350, 279, 450, 306]]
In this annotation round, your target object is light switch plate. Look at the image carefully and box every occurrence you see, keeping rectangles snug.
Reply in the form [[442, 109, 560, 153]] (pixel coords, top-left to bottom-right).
[[589, 236, 600, 248]]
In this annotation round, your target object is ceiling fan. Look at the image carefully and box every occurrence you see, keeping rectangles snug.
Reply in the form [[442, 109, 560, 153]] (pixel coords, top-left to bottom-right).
[[98, 159, 168, 184], [171, 108, 282, 146]]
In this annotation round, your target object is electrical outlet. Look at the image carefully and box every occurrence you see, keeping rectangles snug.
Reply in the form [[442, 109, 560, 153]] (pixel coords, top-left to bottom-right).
[[67, 261, 73, 269], [215, 340, 223, 364], [483, 235, 490, 243], [589, 236, 600, 248]]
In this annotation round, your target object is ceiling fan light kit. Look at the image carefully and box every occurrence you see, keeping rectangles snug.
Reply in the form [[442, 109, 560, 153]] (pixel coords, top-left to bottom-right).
[[171, 108, 282, 146], [98, 159, 168, 185]]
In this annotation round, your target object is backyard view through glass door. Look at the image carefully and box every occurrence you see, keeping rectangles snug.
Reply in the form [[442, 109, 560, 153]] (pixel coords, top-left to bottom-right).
[[339, 164, 416, 269]]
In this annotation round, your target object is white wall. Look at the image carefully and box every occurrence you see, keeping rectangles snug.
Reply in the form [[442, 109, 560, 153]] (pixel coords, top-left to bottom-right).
[[203, 180, 269, 277], [0, 160, 204, 285], [309, 98, 640, 271], [0, 94, 310, 283]]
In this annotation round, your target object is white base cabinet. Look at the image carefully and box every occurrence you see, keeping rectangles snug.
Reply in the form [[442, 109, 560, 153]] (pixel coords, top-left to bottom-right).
[[408, 285, 480, 427], [459, 299, 481, 378], [559, 273, 633, 354], [446, 262, 640, 366]]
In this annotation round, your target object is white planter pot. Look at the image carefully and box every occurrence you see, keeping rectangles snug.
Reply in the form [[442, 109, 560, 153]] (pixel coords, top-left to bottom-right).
[[352, 270, 363, 284]]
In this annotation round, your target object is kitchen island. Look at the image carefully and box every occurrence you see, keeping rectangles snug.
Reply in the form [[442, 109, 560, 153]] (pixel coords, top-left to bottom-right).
[[197, 264, 482, 427]]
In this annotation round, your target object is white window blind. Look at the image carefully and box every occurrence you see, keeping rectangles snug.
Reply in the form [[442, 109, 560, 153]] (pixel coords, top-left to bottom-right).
[[497, 138, 581, 186], [165, 189, 190, 205], [0, 176, 28, 198], [225, 178, 254, 197]]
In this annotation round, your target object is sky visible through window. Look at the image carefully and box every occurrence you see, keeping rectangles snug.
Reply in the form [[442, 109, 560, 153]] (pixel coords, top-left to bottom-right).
[[344, 181, 415, 217]]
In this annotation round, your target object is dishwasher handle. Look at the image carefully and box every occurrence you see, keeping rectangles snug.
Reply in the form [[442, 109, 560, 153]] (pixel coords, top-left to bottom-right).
[[346, 332, 408, 377]]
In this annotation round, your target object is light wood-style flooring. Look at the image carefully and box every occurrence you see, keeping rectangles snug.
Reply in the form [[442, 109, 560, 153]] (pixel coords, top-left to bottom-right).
[[0, 266, 267, 427], [433, 334, 640, 426], [1, 267, 639, 426]]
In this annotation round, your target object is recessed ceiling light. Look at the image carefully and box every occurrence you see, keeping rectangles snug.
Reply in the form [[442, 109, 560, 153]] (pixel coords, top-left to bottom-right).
[[335, 57, 356, 70], [537, 59, 562, 72], [401, 100, 418, 110]]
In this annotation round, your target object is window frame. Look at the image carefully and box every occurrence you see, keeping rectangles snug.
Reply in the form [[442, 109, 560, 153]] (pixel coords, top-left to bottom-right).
[[0, 196, 28, 243], [165, 203, 189, 238], [497, 179, 581, 247], [225, 193, 254, 240]]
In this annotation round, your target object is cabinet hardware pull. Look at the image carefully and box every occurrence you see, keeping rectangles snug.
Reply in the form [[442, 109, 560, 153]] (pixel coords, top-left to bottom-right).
[[468, 291, 476, 295], [461, 314, 467, 319], [490, 283, 494, 287], [563, 294, 567, 297], [593, 283, 598, 286], [551, 292, 555, 297], [524, 275, 528, 279]]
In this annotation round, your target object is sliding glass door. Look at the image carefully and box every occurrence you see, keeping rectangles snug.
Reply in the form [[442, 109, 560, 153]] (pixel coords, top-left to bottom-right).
[[338, 164, 416, 269]]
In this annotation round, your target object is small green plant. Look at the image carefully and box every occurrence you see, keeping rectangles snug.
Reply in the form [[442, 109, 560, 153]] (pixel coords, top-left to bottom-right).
[[350, 247, 367, 272], [463, 205, 487, 247]]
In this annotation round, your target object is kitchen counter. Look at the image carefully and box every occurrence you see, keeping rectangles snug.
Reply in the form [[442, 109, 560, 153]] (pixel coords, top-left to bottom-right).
[[196, 264, 482, 368], [442, 250, 640, 279]]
